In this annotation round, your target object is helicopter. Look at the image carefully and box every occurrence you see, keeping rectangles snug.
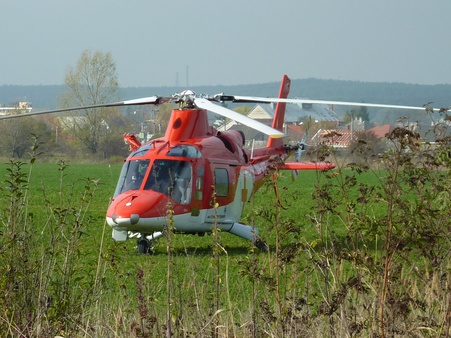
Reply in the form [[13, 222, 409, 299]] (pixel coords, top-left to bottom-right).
[[1, 75, 446, 253], [107, 75, 335, 253]]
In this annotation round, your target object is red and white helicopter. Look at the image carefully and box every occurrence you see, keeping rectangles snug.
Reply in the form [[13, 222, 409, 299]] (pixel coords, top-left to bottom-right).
[[1, 75, 444, 253], [109, 75, 334, 252]]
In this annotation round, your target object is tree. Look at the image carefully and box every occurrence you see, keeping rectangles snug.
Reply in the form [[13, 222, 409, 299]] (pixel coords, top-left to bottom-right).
[[58, 50, 121, 156], [347, 130, 385, 163], [343, 106, 370, 123], [97, 110, 131, 159], [0, 110, 51, 158], [155, 103, 173, 136]]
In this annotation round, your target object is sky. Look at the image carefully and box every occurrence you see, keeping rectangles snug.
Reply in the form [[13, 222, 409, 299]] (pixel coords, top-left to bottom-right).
[[1, 0, 451, 87]]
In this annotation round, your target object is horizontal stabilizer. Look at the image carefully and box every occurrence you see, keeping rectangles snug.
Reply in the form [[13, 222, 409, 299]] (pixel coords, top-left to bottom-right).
[[278, 162, 335, 171]]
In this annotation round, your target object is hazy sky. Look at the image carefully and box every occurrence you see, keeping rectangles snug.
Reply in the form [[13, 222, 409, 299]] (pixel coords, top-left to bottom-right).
[[2, 1, 450, 87]]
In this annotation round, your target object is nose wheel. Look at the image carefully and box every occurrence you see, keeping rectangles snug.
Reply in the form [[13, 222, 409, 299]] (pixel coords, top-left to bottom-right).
[[136, 231, 164, 254], [137, 237, 152, 254]]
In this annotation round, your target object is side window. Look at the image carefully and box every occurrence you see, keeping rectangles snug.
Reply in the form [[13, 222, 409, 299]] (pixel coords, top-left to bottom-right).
[[214, 168, 229, 197], [173, 162, 192, 204]]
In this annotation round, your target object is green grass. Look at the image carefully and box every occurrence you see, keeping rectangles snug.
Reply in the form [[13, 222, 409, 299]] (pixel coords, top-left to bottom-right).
[[0, 160, 385, 249], [0, 161, 332, 251]]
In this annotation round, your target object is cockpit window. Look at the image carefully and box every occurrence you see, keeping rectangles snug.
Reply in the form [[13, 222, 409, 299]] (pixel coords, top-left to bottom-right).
[[131, 144, 153, 157], [114, 159, 150, 196], [144, 160, 192, 204], [167, 145, 201, 158]]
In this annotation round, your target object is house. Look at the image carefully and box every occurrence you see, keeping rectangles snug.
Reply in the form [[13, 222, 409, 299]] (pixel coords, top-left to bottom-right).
[[370, 124, 395, 139], [312, 124, 395, 148], [311, 129, 366, 148]]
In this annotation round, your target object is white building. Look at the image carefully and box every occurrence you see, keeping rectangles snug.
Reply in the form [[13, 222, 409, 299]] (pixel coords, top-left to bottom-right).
[[0, 102, 32, 116]]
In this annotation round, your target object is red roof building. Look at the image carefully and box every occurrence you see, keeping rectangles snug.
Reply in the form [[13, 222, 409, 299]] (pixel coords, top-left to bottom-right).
[[312, 124, 394, 148]]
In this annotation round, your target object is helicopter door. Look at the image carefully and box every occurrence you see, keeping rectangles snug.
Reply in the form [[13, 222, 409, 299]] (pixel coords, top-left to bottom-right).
[[209, 167, 229, 222], [207, 166, 252, 224], [226, 168, 253, 222]]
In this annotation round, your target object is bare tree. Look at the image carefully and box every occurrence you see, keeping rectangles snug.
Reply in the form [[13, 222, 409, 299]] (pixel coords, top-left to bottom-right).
[[0, 112, 50, 158], [59, 50, 120, 155]]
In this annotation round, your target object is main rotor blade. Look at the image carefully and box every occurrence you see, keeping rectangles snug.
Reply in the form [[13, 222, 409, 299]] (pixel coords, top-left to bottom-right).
[[220, 95, 446, 112], [0, 96, 160, 120], [194, 98, 285, 138]]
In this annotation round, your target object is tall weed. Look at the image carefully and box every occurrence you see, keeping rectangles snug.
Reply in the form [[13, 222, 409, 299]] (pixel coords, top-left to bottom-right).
[[0, 138, 104, 337]]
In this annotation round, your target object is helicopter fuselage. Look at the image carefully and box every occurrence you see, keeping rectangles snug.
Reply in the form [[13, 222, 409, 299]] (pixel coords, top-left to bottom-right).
[[106, 108, 284, 243]]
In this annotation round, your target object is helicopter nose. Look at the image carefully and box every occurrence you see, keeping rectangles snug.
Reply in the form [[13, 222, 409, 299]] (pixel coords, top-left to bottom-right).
[[107, 190, 169, 224]]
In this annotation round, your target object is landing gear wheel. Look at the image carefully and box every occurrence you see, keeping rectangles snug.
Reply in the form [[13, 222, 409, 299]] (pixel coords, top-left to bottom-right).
[[137, 237, 152, 254]]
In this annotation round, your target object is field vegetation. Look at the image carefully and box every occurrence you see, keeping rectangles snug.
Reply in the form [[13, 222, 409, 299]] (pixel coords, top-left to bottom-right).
[[1, 118, 451, 337]]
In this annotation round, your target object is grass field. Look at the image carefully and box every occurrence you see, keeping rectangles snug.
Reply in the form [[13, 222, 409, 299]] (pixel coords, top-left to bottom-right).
[[1, 146, 450, 337]]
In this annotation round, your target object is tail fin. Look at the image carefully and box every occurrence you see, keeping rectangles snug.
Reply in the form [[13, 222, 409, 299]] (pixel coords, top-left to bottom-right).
[[267, 74, 291, 149]]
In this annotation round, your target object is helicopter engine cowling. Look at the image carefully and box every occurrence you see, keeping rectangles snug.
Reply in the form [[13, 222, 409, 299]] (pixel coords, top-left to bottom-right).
[[164, 108, 214, 142]]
